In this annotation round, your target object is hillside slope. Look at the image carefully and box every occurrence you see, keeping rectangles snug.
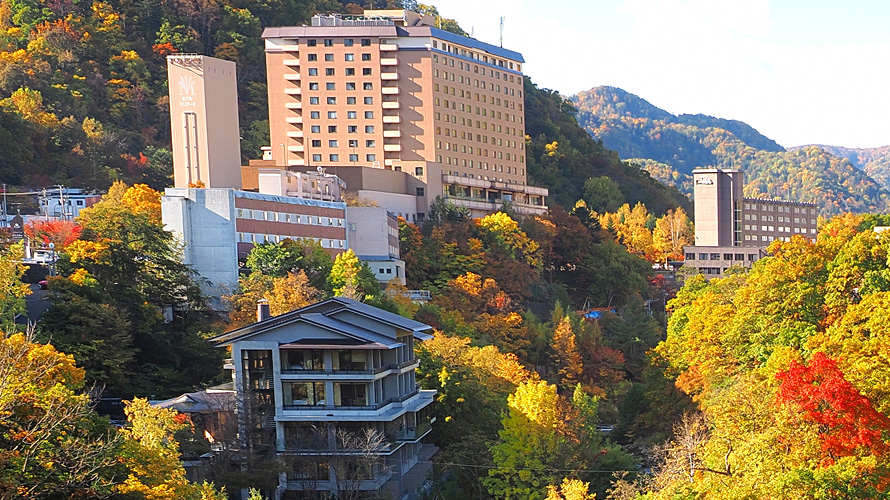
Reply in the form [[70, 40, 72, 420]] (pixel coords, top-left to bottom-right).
[[573, 86, 890, 215], [793, 144, 890, 192]]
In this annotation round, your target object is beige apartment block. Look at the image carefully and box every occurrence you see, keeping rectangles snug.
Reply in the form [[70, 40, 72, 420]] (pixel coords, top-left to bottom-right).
[[167, 55, 242, 189], [685, 168, 818, 277], [263, 10, 547, 219]]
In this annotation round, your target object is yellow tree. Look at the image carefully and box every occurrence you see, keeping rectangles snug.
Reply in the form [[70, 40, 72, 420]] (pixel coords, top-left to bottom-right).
[[551, 316, 583, 390], [546, 478, 596, 500], [268, 270, 321, 316], [653, 207, 694, 263], [600, 203, 656, 261], [116, 398, 226, 500]]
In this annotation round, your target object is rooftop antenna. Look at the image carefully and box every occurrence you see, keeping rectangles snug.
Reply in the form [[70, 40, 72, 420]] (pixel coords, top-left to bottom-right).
[[499, 17, 505, 47]]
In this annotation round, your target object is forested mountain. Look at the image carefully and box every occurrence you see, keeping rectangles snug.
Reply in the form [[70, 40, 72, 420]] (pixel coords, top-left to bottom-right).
[[793, 144, 890, 193], [573, 86, 890, 215]]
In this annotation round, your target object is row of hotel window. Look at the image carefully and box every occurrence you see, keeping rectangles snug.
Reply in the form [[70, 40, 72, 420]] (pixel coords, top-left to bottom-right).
[[437, 100, 522, 122], [743, 225, 816, 234], [444, 172, 518, 184], [305, 82, 374, 91], [439, 125, 523, 142], [436, 54, 519, 82], [305, 52, 373, 62], [437, 85, 520, 110], [237, 232, 346, 249], [437, 110, 523, 128], [306, 66, 374, 76], [689, 253, 759, 261], [437, 151, 523, 165], [306, 124, 375, 135], [745, 203, 816, 214], [744, 214, 816, 224], [435, 69, 520, 98], [743, 235, 807, 242], [433, 39, 520, 71], [438, 137, 521, 151], [236, 209, 345, 227]]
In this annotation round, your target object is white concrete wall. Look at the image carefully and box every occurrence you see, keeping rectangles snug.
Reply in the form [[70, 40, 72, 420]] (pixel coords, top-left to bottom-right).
[[161, 188, 239, 298]]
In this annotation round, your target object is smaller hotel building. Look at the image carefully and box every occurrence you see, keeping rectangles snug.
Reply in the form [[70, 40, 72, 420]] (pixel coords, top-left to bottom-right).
[[683, 168, 818, 276]]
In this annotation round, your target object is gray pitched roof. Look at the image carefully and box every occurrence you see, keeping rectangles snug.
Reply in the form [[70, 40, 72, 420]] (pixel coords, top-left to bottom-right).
[[209, 297, 432, 347]]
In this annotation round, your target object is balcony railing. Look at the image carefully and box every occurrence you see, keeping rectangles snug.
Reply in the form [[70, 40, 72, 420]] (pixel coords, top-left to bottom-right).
[[283, 387, 420, 411], [280, 359, 417, 376]]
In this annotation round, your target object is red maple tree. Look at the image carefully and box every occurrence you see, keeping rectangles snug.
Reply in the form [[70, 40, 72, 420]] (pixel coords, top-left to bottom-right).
[[777, 352, 890, 464]]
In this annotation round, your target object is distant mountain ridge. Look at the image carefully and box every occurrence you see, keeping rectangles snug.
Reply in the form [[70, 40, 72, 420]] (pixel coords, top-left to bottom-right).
[[571, 86, 890, 215], [791, 144, 890, 192]]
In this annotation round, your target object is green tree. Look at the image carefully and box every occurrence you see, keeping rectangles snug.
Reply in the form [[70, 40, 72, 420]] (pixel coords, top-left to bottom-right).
[[328, 249, 381, 301], [582, 176, 623, 213]]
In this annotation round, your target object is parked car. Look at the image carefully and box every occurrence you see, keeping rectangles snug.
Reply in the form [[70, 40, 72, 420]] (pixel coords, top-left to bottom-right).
[[38, 280, 48, 290]]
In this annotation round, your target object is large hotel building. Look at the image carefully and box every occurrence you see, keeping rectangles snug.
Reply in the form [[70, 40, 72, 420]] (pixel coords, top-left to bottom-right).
[[262, 10, 548, 219], [683, 168, 818, 276]]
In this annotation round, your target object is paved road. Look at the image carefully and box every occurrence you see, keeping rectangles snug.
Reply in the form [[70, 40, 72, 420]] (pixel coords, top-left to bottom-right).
[[22, 283, 51, 324]]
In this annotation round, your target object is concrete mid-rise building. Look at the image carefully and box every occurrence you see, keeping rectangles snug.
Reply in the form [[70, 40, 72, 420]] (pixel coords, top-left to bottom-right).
[[210, 297, 437, 500], [262, 10, 548, 219], [684, 168, 818, 276], [346, 206, 405, 285]]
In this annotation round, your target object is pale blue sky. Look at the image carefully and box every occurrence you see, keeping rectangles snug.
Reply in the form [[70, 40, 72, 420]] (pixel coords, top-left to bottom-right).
[[432, 0, 890, 148]]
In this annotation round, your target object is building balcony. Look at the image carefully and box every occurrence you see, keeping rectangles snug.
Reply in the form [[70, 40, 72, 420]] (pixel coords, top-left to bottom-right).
[[381, 101, 400, 109], [286, 130, 304, 138], [279, 389, 435, 422], [394, 416, 434, 443], [280, 360, 418, 380], [381, 86, 399, 95], [284, 87, 301, 95], [380, 58, 398, 66], [382, 130, 401, 138], [382, 116, 400, 124], [382, 144, 401, 152], [284, 73, 300, 81], [283, 59, 300, 66], [379, 44, 398, 51], [288, 145, 305, 152], [381, 72, 398, 80], [285, 116, 303, 124], [285, 102, 302, 109]]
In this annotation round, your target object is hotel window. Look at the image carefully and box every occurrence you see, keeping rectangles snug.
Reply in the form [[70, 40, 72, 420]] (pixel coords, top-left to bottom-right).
[[345, 53, 354, 61], [364, 111, 374, 119], [309, 97, 319, 104], [328, 125, 337, 132], [311, 139, 321, 147], [308, 68, 318, 76], [329, 140, 338, 147], [310, 125, 320, 133], [309, 83, 319, 90], [323, 39, 333, 46], [312, 154, 321, 162], [348, 139, 358, 147], [348, 125, 357, 133], [366, 140, 375, 147], [326, 83, 335, 90], [364, 97, 373, 104], [347, 97, 356, 104], [329, 154, 339, 161], [324, 53, 334, 61], [347, 111, 357, 119], [327, 111, 337, 119], [346, 82, 356, 90], [362, 53, 371, 61], [310, 111, 320, 119], [325, 68, 335, 75], [365, 125, 374, 133], [363, 82, 373, 90], [361, 38, 371, 46], [345, 68, 355, 75], [349, 154, 358, 161], [326, 97, 336, 104], [363, 68, 372, 75], [366, 154, 376, 161], [307, 39, 317, 46], [307, 53, 317, 61]]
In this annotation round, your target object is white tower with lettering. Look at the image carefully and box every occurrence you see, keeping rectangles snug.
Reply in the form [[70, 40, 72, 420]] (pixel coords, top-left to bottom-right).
[[166, 55, 242, 189]]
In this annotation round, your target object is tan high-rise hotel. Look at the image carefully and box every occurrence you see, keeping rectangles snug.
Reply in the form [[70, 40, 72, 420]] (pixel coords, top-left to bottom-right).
[[263, 10, 548, 219]]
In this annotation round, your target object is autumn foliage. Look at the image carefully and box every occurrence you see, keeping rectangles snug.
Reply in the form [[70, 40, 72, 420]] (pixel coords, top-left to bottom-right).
[[777, 352, 890, 464]]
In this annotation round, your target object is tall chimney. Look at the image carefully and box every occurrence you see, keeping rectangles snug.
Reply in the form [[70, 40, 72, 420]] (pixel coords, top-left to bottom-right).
[[257, 299, 271, 322]]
